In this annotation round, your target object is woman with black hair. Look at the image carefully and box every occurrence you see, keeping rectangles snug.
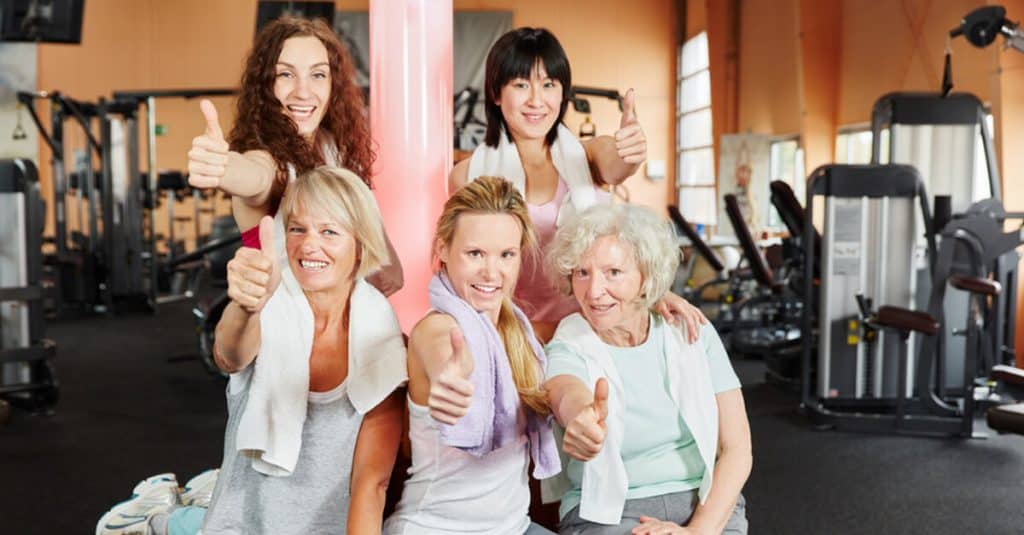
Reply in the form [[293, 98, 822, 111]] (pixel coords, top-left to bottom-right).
[[449, 28, 704, 344]]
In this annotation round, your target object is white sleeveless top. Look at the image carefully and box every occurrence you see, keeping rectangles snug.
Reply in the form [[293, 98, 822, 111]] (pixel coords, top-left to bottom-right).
[[383, 397, 532, 535]]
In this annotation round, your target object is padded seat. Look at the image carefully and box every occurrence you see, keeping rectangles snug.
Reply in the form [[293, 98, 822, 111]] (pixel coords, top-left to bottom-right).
[[991, 364, 1024, 386], [874, 306, 939, 336], [987, 403, 1024, 435], [949, 274, 1001, 296]]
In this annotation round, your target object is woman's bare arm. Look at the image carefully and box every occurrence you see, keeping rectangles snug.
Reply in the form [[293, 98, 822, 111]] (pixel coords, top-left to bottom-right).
[[346, 391, 403, 534]]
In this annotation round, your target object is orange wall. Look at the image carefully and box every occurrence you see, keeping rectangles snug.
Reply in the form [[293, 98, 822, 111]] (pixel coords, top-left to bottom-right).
[[736, 0, 800, 135], [686, 0, 707, 39], [837, 0, 997, 126], [798, 0, 842, 172], [706, 0, 738, 182], [36, 0, 254, 249], [703, 0, 1019, 178]]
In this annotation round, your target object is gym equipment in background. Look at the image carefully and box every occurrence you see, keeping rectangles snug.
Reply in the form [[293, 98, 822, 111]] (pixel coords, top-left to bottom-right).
[[769, 179, 820, 284], [570, 85, 624, 113], [799, 164, 1023, 437], [0, 159, 59, 412], [105, 88, 237, 310], [801, 164, 939, 435], [988, 365, 1024, 434], [453, 87, 485, 150], [869, 92, 1016, 405], [16, 90, 105, 316], [723, 193, 802, 386], [911, 199, 1023, 436], [667, 205, 744, 332], [949, 5, 1024, 53]]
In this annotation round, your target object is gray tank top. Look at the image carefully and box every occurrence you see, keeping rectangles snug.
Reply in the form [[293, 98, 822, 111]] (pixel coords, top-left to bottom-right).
[[201, 367, 363, 534]]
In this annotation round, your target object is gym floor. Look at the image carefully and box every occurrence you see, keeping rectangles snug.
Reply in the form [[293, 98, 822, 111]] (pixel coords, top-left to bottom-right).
[[2, 304, 1024, 534]]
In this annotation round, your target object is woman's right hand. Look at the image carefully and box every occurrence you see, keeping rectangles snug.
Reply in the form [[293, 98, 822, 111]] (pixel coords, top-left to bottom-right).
[[427, 327, 475, 425], [188, 99, 230, 190], [562, 378, 609, 461], [226, 216, 280, 313]]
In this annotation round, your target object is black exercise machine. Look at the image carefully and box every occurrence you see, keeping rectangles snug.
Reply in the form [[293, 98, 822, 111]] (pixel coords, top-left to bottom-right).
[[16, 90, 105, 316], [0, 159, 59, 412], [723, 193, 802, 384], [102, 88, 237, 310], [666, 205, 741, 329]]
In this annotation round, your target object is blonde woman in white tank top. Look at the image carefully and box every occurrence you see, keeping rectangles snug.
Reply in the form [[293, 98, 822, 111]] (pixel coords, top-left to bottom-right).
[[385, 178, 558, 535]]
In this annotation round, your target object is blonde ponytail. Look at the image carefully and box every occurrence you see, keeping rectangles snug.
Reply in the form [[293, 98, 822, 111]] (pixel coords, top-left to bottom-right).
[[497, 298, 549, 416]]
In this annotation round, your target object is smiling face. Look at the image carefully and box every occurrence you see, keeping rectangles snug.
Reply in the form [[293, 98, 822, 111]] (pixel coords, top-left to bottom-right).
[[285, 203, 358, 294], [437, 212, 524, 324], [570, 235, 647, 335], [274, 35, 331, 139], [497, 62, 563, 143]]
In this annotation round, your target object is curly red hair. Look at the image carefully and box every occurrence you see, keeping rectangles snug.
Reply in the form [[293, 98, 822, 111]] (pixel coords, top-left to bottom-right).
[[229, 16, 375, 211]]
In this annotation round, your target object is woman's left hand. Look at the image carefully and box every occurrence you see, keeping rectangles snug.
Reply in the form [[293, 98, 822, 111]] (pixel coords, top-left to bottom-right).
[[615, 89, 647, 165], [367, 267, 402, 297], [631, 516, 699, 535], [654, 291, 707, 343]]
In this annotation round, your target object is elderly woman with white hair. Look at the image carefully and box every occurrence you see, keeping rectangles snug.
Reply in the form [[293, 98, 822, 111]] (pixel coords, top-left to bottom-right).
[[543, 203, 750, 535]]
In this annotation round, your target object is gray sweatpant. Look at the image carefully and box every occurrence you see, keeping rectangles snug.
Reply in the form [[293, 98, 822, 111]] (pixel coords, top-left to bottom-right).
[[559, 490, 747, 534]]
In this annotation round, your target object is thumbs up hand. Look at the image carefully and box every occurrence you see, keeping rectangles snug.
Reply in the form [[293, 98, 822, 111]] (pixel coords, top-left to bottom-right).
[[188, 99, 230, 189], [563, 378, 609, 461], [427, 327, 475, 425], [226, 216, 281, 313], [614, 89, 647, 165]]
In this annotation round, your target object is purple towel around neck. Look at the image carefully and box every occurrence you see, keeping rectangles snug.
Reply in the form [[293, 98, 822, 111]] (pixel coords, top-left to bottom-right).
[[427, 272, 561, 479]]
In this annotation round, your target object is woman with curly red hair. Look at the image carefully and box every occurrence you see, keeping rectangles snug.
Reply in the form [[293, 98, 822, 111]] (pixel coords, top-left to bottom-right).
[[188, 16, 403, 295]]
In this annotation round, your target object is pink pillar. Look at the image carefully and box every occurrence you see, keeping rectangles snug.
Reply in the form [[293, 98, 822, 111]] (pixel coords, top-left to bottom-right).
[[370, 0, 453, 332]]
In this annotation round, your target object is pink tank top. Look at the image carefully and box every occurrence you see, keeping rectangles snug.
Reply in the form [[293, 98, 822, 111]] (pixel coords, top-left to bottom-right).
[[240, 224, 262, 249], [515, 179, 580, 323], [240, 145, 342, 249]]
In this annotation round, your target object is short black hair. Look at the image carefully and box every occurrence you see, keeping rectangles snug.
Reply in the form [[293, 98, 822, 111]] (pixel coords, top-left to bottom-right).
[[483, 27, 571, 148]]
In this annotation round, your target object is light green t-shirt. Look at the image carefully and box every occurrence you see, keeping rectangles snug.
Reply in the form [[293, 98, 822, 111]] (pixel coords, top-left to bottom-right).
[[545, 314, 741, 519]]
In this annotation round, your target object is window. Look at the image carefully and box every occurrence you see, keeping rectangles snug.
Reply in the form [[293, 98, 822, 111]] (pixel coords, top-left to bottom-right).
[[836, 112, 992, 200], [676, 32, 715, 224], [834, 125, 888, 164]]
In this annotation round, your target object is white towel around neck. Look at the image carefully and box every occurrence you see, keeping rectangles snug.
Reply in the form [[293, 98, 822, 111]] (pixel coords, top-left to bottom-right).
[[540, 313, 720, 525], [233, 260, 407, 477], [467, 124, 600, 225]]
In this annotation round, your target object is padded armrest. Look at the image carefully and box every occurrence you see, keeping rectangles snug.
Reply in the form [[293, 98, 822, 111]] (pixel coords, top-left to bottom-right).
[[949, 275, 1001, 296], [992, 364, 1024, 387], [874, 305, 939, 336]]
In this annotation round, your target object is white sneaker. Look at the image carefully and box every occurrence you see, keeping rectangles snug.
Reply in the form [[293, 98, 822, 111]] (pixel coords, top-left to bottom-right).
[[181, 469, 219, 508], [131, 473, 178, 497], [96, 480, 180, 535]]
